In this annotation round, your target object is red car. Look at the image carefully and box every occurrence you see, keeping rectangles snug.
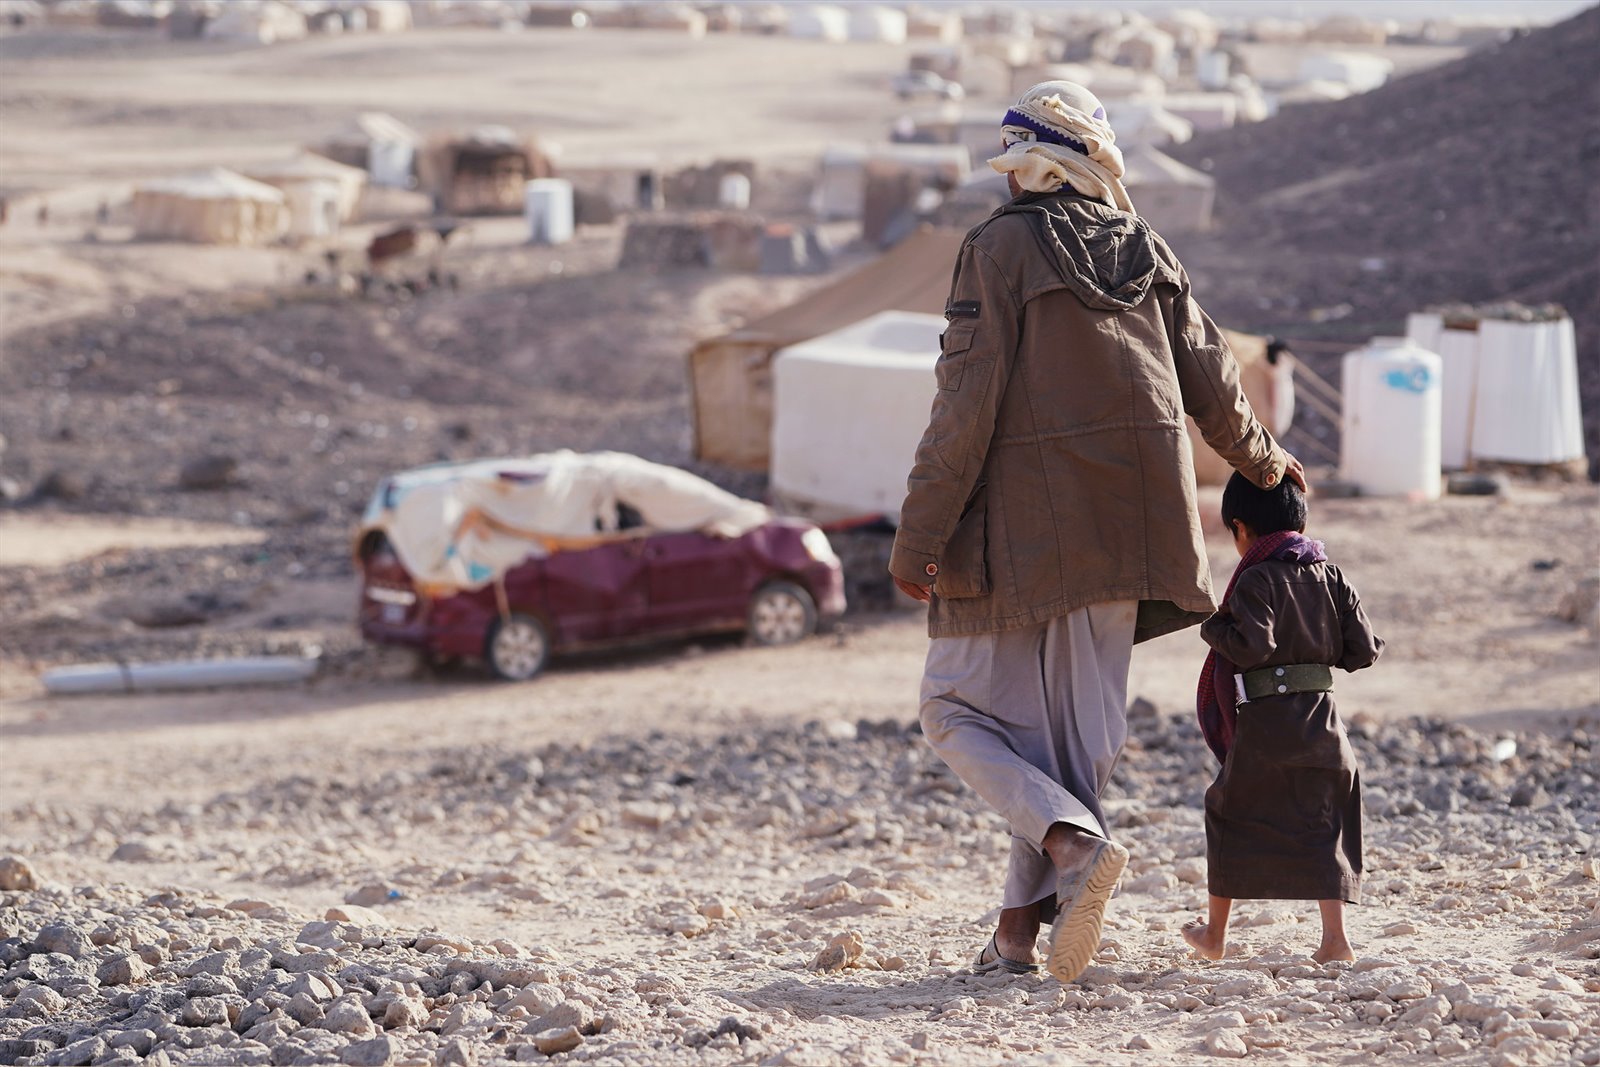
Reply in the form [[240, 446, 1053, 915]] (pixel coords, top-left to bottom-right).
[[356, 460, 846, 680]]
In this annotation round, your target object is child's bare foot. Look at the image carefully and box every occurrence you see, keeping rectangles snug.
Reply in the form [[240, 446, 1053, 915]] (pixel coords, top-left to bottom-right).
[[1182, 919, 1225, 960], [1312, 941, 1354, 964]]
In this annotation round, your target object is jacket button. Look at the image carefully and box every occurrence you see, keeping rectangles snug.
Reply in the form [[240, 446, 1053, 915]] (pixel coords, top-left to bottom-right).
[[1277, 684, 1288, 694], [1275, 667, 1286, 676], [925, 562, 939, 577], [1265, 472, 1278, 486]]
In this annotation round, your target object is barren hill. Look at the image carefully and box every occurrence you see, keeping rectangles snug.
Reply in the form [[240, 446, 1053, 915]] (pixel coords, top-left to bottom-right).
[[1167, 4, 1600, 475]]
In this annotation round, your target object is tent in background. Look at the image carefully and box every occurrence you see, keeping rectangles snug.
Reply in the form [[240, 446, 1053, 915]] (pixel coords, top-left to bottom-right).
[[132, 168, 290, 245], [243, 152, 368, 240], [688, 227, 1291, 486], [1121, 143, 1215, 233], [321, 112, 420, 190]]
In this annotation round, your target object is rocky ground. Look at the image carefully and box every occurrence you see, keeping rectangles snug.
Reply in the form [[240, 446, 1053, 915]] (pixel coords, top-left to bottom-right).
[[3, 709, 1598, 1067]]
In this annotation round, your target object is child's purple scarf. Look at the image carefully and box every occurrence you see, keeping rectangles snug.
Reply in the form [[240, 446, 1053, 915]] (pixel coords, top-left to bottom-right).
[[1196, 530, 1328, 762]]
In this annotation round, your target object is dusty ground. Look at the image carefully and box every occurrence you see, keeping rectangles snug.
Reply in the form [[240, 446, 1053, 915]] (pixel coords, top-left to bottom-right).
[[2, 489, 1597, 1065], [1, 18, 1598, 1067]]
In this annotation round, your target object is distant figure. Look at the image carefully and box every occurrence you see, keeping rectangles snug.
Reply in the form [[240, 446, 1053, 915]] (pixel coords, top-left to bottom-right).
[[1183, 473, 1383, 964], [36, 201, 48, 227], [0, 197, 9, 226], [96, 200, 109, 225], [890, 81, 1306, 983]]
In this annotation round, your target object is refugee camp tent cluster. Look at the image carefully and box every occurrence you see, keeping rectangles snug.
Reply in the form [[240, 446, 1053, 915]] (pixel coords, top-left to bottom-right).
[[132, 153, 368, 245], [688, 227, 1292, 521], [166, 0, 412, 43]]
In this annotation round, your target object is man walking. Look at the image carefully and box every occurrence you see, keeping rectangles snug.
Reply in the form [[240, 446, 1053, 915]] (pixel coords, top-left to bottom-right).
[[890, 82, 1304, 982]]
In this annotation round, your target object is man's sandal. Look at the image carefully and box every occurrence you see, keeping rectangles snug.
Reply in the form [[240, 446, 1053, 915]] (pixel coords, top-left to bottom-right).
[[972, 933, 1040, 975], [1046, 837, 1129, 983]]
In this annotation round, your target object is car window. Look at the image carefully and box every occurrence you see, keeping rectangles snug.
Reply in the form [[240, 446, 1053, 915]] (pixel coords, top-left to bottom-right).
[[594, 501, 650, 534]]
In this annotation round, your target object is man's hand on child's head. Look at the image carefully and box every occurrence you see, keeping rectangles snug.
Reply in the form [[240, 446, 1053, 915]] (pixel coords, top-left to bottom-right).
[[1283, 452, 1308, 493]]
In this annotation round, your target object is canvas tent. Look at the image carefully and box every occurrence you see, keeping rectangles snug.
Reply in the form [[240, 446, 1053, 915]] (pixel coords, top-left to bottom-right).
[[243, 152, 367, 239], [420, 127, 555, 216], [1121, 143, 1214, 233], [132, 168, 290, 245], [688, 227, 1292, 487], [772, 311, 947, 521], [204, 0, 306, 44], [322, 111, 419, 189], [356, 451, 770, 596]]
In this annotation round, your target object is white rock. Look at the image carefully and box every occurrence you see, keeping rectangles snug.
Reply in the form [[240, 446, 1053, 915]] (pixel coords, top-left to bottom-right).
[[345, 884, 396, 907], [1204, 1029, 1249, 1058], [340, 1034, 398, 1067], [182, 997, 231, 1027], [531, 1026, 582, 1055], [0, 855, 38, 890], [698, 899, 739, 920], [510, 986, 564, 1017], [1385, 977, 1432, 1001], [322, 996, 376, 1036], [531, 1001, 592, 1035], [442, 1002, 495, 1037], [325, 905, 386, 926], [1201, 1011, 1247, 1031], [382, 997, 426, 1030], [1174, 858, 1207, 885], [97, 952, 150, 986]]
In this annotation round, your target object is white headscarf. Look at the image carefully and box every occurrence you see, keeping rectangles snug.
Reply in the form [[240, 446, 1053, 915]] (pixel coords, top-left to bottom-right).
[[988, 81, 1136, 215]]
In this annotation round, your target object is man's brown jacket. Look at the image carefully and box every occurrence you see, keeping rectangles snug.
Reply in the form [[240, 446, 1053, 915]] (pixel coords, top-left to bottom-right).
[[889, 190, 1287, 641]]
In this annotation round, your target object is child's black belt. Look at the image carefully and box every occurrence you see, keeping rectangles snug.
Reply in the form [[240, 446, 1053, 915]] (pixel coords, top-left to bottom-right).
[[1240, 664, 1334, 702]]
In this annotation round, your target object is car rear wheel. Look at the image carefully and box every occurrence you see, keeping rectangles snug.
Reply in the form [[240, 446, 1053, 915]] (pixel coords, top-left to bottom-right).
[[485, 614, 550, 681], [748, 582, 817, 646]]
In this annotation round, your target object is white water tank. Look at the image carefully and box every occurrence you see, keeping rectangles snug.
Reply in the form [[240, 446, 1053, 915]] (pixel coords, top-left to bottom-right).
[[524, 179, 574, 245], [1340, 336, 1442, 499], [1470, 316, 1584, 465], [718, 172, 751, 210]]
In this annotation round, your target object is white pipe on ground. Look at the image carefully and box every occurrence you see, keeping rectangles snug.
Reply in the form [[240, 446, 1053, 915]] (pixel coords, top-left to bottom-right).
[[42, 656, 319, 696]]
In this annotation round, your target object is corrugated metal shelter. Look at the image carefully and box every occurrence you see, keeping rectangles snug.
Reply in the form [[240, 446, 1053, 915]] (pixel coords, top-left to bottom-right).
[[688, 226, 1289, 481]]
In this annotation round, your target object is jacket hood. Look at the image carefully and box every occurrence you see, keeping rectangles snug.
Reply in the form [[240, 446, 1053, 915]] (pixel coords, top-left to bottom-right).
[[997, 191, 1159, 311]]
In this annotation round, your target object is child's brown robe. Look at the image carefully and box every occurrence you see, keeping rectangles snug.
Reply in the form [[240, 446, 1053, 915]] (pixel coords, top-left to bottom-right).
[[1199, 558, 1384, 902]]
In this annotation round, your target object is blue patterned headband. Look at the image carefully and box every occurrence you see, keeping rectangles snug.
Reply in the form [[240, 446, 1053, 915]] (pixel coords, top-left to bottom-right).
[[1001, 107, 1089, 155]]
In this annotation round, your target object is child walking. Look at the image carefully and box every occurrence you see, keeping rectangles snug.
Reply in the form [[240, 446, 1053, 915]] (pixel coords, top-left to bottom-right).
[[1184, 473, 1384, 964]]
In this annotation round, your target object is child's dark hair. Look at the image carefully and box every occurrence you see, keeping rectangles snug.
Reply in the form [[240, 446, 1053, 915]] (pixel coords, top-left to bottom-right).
[[1220, 471, 1307, 536]]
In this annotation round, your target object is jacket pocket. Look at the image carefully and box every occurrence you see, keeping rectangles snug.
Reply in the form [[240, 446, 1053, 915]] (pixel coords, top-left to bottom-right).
[[936, 323, 977, 391], [937, 483, 990, 599]]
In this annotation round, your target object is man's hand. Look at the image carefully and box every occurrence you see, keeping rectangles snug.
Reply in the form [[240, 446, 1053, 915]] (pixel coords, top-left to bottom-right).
[[893, 575, 932, 603], [1283, 451, 1308, 493]]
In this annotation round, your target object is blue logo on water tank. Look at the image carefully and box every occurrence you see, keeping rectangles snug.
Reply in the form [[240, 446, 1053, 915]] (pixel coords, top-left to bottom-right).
[[1383, 366, 1435, 393]]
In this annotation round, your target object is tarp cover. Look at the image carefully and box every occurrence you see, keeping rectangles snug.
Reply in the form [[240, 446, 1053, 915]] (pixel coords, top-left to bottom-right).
[[358, 451, 770, 593]]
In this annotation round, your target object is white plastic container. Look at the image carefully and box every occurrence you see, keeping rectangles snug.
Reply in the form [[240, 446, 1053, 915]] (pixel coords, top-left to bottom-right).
[[771, 311, 945, 522], [1433, 327, 1481, 470], [524, 178, 574, 245], [1340, 336, 1442, 499], [1470, 317, 1584, 465], [718, 172, 751, 211]]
